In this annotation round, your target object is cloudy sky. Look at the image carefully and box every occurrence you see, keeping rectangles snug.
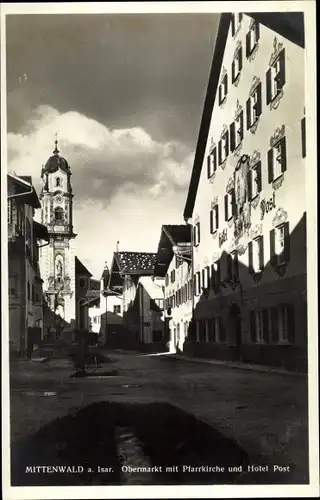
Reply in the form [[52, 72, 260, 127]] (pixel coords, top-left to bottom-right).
[[6, 12, 219, 278]]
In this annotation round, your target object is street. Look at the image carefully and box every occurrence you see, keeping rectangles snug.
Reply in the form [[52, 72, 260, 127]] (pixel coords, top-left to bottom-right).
[[9, 351, 308, 486]]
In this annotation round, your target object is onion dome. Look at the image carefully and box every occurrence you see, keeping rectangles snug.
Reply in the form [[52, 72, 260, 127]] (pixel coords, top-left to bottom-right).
[[43, 138, 70, 174]]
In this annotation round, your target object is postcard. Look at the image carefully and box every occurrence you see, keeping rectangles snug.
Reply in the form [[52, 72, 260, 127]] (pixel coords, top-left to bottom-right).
[[1, 1, 319, 499]]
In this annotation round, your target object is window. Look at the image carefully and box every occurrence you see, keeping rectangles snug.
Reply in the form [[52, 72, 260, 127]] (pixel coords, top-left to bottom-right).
[[155, 298, 164, 310], [201, 268, 208, 290], [248, 161, 262, 201], [210, 205, 219, 233], [230, 111, 244, 151], [218, 130, 229, 165], [194, 222, 201, 247], [250, 309, 270, 343], [9, 274, 18, 296], [224, 189, 236, 221], [113, 305, 121, 314], [270, 222, 290, 267], [248, 236, 264, 273], [195, 272, 201, 296], [26, 219, 32, 249], [266, 49, 285, 104], [79, 278, 86, 288], [301, 117, 306, 158], [55, 177, 61, 187], [165, 274, 169, 287], [32, 284, 35, 302], [8, 200, 12, 224], [207, 147, 217, 178], [268, 137, 287, 183], [270, 305, 294, 343], [227, 253, 239, 281], [27, 281, 30, 300], [246, 83, 262, 129], [54, 207, 64, 222], [232, 45, 243, 83], [210, 260, 221, 290], [246, 21, 260, 56], [218, 73, 228, 104], [231, 13, 243, 36], [170, 269, 175, 283], [188, 280, 192, 300]]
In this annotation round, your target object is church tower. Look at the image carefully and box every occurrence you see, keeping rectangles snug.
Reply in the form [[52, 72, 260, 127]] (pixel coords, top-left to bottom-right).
[[39, 138, 76, 329]]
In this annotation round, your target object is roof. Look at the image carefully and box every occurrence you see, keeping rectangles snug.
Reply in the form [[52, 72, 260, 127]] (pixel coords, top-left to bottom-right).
[[33, 220, 49, 242], [183, 11, 305, 221], [7, 173, 41, 208], [109, 251, 157, 289], [154, 225, 191, 277], [75, 256, 92, 277], [42, 141, 70, 175]]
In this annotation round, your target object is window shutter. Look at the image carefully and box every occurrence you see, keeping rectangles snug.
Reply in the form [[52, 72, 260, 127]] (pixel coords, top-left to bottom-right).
[[239, 111, 244, 140], [227, 254, 232, 281], [301, 117, 306, 158], [219, 317, 226, 342], [278, 49, 286, 89], [231, 15, 235, 36], [206, 266, 210, 289], [266, 68, 272, 104], [255, 21, 260, 42], [218, 140, 223, 165], [248, 241, 254, 273], [193, 226, 196, 246], [225, 132, 229, 157], [224, 194, 228, 221], [225, 74, 228, 96], [262, 309, 270, 343], [270, 229, 276, 267], [197, 222, 201, 245], [231, 189, 237, 217], [270, 307, 279, 343], [215, 206, 219, 229], [268, 148, 274, 183], [280, 136, 287, 173], [210, 210, 213, 234], [283, 221, 290, 263], [287, 303, 295, 344], [256, 83, 262, 117], [231, 60, 236, 82], [218, 84, 222, 104], [207, 155, 211, 178], [230, 122, 236, 151], [246, 98, 251, 130], [250, 311, 256, 343], [257, 162, 262, 193], [212, 147, 217, 172], [247, 169, 252, 201], [210, 264, 215, 289], [216, 260, 221, 286], [238, 46, 243, 71], [246, 31, 251, 58], [239, 13, 243, 22], [201, 269, 205, 290], [259, 235, 264, 270]]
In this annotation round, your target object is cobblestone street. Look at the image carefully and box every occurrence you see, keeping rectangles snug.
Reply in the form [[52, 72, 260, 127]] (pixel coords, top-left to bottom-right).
[[9, 351, 308, 485]]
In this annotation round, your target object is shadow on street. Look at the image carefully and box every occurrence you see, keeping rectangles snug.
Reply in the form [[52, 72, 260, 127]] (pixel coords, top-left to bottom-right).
[[11, 400, 298, 486]]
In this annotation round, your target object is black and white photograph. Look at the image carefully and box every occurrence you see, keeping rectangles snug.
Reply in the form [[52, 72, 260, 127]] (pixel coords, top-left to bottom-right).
[[1, 1, 318, 499]]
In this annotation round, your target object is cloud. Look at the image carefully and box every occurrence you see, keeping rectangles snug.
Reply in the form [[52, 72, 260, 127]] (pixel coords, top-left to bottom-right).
[[8, 105, 193, 277]]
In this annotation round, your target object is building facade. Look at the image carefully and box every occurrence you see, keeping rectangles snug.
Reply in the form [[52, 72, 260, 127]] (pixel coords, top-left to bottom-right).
[[75, 257, 92, 333], [183, 13, 306, 371], [154, 225, 192, 352], [8, 174, 49, 355], [108, 251, 166, 352], [39, 140, 77, 335]]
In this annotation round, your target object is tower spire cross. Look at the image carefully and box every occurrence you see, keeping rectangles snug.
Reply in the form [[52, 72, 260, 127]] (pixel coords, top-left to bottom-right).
[[53, 132, 60, 155]]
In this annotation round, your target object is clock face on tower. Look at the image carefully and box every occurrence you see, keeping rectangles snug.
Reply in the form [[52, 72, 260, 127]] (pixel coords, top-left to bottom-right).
[[55, 195, 63, 204]]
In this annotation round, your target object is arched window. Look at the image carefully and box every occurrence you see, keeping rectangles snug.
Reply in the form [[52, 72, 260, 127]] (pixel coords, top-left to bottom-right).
[[54, 207, 64, 222], [56, 177, 61, 187]]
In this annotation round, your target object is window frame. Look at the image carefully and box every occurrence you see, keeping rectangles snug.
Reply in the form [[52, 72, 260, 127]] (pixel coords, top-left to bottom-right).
[[248, 161, 262, 201], [231, 45, 243, 83], [218, 73, 228, 105], [266, 48, 286, 104], [210, 204, 219, 234], [207, 146, 217, 178], [268, 136, 287, 183], [246, 20, 260, 57]]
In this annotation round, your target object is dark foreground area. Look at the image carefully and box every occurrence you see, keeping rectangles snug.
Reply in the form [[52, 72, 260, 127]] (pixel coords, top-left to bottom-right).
[[9, 352, 309, 486]]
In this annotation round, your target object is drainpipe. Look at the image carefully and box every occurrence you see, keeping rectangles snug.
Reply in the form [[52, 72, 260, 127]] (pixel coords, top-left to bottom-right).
[[7, 188, 34, 200]]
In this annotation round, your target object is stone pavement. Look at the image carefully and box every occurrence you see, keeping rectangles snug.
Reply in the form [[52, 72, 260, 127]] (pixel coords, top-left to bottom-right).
[[8, 351, 309, 484]]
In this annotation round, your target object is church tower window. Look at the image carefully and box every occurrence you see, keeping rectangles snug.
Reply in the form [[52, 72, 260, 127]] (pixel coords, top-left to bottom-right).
[[56, 177, 62, 187], [54, 207, 64, 222]]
